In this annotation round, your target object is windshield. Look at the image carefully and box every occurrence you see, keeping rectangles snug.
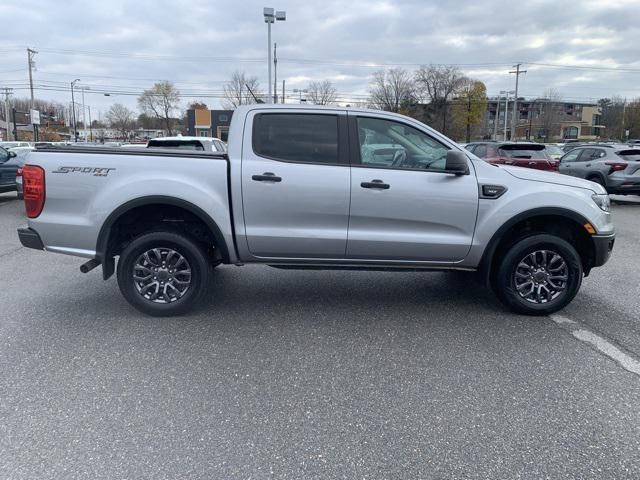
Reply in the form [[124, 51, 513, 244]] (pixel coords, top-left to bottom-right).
[[545, 145, 563, 156]]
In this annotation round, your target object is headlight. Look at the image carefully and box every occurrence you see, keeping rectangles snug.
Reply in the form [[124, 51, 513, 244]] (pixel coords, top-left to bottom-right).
[[592, 194, 610, 212]]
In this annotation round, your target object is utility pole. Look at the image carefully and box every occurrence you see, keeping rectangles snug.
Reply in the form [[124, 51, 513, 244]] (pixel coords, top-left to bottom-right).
[[71, 79, 80, 142], [2, 87, 13, 141], [621, 99, 627, 141], [509, 63, 526, 140], [88, 105, 93, 142], [27, 48, 38, 141], [282, 80, 285, 104], [493, 97, 500, 140], [504, 94, 509, 140], [273, 43, 278, 103]]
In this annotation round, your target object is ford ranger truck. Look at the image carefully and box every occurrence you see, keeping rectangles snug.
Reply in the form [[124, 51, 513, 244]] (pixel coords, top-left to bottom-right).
[[17, 105, 615, 317]]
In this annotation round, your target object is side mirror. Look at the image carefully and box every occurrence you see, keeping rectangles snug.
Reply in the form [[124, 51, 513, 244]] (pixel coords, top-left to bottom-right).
[[445, 150, 470, 175], [8, 151, 16, 158]]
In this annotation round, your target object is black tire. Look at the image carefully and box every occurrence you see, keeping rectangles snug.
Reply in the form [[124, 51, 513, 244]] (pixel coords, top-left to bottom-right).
[[587, 175, 605, 187], [494, 234, 583, 316], [116, 231, 210, 317]]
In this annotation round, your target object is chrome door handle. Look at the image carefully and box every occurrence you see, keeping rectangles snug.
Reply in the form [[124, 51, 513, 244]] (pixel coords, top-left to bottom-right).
[[252, 172, 282, 182]]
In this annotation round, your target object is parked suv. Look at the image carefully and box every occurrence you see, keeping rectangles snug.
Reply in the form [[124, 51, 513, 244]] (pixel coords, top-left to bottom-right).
[[558, 146, 640, 194], [465, 142, 559, 171]]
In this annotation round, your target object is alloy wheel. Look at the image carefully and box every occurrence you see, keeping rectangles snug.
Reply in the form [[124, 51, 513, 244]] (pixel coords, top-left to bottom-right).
[[513, 250, 569, 304], [132, 247, 192, 303]]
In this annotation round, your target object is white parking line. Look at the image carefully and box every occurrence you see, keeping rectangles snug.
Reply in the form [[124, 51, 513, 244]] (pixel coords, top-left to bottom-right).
[[549, 314, 576, 325], [551, 314, 640, 377], [572, 329, 640, 376]]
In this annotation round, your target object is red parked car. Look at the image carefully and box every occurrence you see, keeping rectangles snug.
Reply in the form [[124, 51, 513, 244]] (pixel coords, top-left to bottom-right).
[[465, 142, 560, 171]]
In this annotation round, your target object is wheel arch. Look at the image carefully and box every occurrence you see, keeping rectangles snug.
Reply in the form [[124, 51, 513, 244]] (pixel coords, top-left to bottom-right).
[[96, 196, 231, 279], [479, 207, 596, 286]]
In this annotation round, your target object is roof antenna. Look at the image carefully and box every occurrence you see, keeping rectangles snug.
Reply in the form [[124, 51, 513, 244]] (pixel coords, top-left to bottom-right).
[[245, 84, 264, 104]]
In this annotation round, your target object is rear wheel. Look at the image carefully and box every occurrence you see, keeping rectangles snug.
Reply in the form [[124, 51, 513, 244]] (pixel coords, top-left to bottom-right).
[[587, 175, 605, 187], [494, 234, 583, 315], [116, 231, 210, 316]]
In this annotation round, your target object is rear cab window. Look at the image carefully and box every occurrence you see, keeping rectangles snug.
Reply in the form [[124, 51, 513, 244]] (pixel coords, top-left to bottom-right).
[[147, 140, 205, 151]]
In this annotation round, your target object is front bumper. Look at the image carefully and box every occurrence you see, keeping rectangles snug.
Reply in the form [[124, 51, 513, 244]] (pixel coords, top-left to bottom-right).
[[592, 233, 615, 267], [17, 227, 44, 250]]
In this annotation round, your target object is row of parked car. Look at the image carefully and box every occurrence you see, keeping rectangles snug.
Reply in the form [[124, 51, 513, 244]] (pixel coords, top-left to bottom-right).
[[462, 140, 640, 195]]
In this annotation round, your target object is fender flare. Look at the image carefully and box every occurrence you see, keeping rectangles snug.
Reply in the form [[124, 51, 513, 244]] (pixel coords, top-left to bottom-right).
[[96, 196, 231, 279], [479, 206, 594, 284]]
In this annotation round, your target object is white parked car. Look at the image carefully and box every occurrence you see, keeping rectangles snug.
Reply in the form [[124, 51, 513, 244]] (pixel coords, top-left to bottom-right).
[[147, 136, 227, 153]]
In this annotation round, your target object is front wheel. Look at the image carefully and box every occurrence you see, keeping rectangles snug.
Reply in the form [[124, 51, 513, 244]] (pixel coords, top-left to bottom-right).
[[116, 231, 210, 316], [494, 234, 583, 315]]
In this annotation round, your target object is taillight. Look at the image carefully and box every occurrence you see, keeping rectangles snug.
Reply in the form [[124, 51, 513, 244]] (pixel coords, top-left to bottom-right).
[[604, 162, 627, 175], [22, 165, 46, 218]]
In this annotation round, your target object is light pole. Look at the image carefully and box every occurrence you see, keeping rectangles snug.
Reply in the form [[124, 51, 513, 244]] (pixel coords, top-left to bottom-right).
[[71, 79, 80, 142], [500, 90, 514, 141], [79, 86, 90, 140], [264, 7, 286, 104]]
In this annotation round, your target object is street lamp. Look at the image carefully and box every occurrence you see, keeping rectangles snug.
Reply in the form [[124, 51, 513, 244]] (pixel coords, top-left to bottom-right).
[[500, 90, 515, 140], [264, 7, 286, 103], [70, 79, 80, 142], [79, 85, 90, 141]]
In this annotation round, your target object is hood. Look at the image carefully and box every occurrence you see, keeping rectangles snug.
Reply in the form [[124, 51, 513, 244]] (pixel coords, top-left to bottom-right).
[[501, 166, 606, 194]]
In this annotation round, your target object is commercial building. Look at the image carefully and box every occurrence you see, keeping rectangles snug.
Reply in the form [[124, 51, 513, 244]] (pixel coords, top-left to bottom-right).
[[484, 98, 605, 141], [185, 109, 233, 141]]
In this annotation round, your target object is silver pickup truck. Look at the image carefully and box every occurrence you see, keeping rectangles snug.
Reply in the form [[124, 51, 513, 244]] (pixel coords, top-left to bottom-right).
[[18, 104, 615, 317]]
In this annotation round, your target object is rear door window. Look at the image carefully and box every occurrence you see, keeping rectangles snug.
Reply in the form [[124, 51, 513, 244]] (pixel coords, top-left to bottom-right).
[[577, 148, 595, 162], [253, 113, 340, 165]]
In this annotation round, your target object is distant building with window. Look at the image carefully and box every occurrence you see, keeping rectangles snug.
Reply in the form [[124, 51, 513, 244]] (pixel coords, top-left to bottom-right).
[[483, 98, 605, 141], [185, 109, 233, 141]]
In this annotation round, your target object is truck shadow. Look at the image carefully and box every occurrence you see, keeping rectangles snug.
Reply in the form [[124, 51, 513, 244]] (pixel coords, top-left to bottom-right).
[[192, 266, 507, 324]]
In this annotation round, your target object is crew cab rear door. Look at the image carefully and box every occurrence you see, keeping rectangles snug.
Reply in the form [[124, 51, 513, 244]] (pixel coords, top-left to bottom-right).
[[241, 109, 351, 259], [345, 113, 478, 262]]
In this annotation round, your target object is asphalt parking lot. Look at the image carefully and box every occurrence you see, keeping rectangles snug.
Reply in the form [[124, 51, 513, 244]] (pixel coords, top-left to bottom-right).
[[1, 192, 640, 479]]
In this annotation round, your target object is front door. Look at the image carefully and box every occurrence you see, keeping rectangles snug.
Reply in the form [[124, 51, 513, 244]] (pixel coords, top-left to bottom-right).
[[346, 115, 479, 262], [241, 110, 351, 259]]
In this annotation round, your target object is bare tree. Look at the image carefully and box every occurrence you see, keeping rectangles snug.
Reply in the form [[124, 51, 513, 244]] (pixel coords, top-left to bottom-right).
[[137, 81, 180, 135], [536, 88, 563, 140], [415, 65, 467, 134], [222, 71, 262, 109], [307, 80, 337, 105], [368, 68, 416, 112], [105, 103, 135, 140]]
